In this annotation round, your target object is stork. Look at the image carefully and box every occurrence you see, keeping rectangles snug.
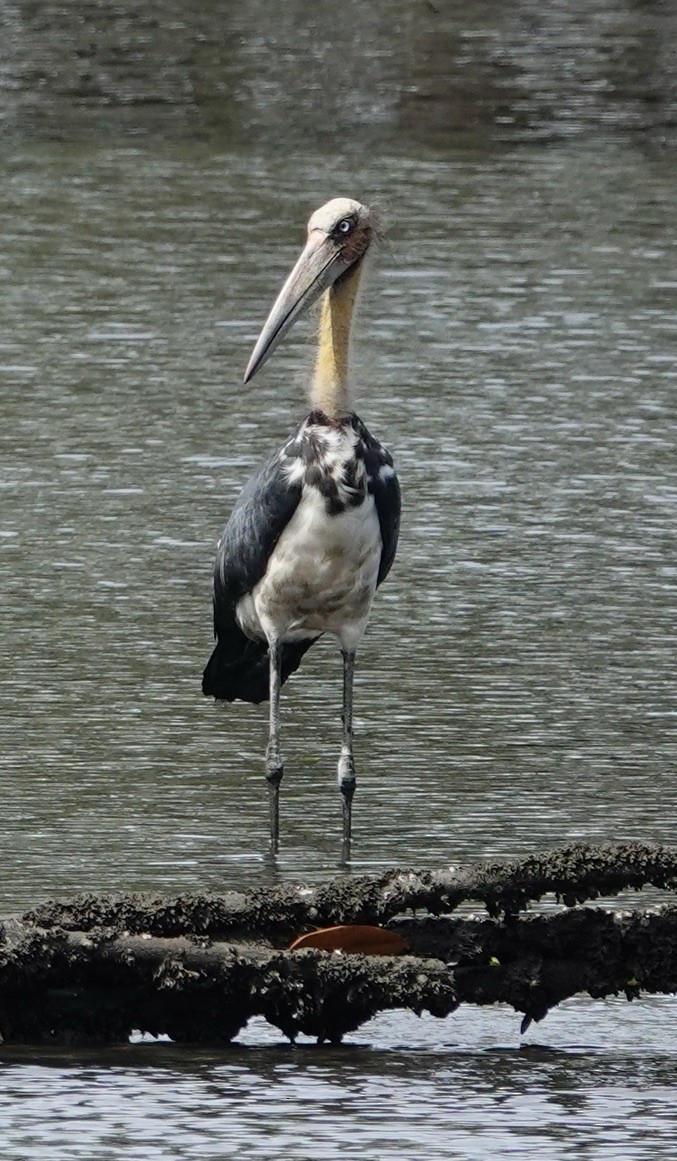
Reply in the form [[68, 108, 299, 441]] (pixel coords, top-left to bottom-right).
[[202, 198, 401, 851]]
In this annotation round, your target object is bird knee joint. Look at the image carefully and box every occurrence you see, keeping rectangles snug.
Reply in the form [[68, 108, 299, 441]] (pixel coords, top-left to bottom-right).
[[338, 756, 356, 800], [266, 761, 284, 789]]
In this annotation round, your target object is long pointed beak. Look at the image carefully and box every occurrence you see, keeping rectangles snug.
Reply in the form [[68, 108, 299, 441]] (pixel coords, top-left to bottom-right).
[[244, 231, 350, 384]]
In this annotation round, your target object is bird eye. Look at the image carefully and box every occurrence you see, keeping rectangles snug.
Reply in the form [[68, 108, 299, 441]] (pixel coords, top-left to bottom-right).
[[336, 218, 354, 235]]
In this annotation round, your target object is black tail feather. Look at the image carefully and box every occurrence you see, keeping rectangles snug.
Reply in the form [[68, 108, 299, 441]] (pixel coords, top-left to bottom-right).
[[202, 626, 317, 705]]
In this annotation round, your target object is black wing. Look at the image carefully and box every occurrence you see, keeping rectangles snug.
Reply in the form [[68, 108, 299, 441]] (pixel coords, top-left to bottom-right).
[[356, 418, 401, 586], [374, 459, 401, 586], [213, 451, 301, 614], [202, 449, 315, 704]]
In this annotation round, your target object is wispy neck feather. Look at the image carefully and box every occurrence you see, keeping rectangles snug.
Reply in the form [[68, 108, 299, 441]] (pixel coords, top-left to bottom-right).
[[311, 259, 363, 419]]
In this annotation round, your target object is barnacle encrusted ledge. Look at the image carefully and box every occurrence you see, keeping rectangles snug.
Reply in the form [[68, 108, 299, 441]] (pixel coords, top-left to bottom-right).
[[1, 842, 675, 1045]]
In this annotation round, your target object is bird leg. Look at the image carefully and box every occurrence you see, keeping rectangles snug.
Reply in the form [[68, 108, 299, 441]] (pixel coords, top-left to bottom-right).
[[338, 649, 357, 851], [266, 638, 284, 851]]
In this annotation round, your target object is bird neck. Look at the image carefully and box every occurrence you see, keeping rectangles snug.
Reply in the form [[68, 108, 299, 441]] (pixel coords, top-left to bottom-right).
[[311, 259, 363, 420]]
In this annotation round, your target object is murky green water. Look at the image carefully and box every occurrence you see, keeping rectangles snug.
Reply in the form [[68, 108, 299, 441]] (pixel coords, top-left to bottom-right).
[[0, 1, 676, 1156]]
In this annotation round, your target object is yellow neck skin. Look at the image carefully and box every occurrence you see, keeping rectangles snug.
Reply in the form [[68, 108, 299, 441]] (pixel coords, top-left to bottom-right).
[[311, 259, 363, 419]]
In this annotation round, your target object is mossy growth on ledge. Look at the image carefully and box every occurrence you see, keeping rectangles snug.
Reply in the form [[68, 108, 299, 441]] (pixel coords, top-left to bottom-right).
[[1, 842, 675, 1045]]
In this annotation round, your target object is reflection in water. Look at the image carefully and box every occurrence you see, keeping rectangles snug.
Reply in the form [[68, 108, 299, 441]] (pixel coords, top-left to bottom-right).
[[0, 1, 675, 146], [0, 999, 675, 1159], [402, 0, 677, 145], [0, 2, 676, 1156]]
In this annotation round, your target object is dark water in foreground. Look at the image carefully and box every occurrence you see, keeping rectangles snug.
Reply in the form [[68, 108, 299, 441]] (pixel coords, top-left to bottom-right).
[[0, 0, 676, 1156]]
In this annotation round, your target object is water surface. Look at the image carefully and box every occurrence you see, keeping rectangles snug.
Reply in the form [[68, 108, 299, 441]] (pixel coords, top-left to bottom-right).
[[0, 1, 675, 1156]]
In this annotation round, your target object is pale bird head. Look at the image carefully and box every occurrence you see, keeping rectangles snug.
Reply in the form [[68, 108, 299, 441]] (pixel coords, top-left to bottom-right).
[[244, 198, 375, 384]]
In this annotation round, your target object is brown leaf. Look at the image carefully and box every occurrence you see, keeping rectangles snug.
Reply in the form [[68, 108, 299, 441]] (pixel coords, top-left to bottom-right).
[[288, 924, 408, 955]]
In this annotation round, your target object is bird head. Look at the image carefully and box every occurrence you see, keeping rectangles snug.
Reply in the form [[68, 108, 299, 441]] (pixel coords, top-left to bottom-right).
[[243, 198, 374, 384]]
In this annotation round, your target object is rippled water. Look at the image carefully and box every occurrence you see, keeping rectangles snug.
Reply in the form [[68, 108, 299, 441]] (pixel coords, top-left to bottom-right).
[[0, 0, 676, 1156], [1, 1001, 676, 1159], [2, 145, 674, 899]]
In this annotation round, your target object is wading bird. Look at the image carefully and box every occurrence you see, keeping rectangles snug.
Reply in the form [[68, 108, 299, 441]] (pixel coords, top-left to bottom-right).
[[202, 198, 401, 851]]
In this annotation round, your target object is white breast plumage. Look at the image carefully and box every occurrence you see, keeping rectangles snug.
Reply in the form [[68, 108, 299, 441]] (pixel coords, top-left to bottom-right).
[[236, 477, 382, 653]]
